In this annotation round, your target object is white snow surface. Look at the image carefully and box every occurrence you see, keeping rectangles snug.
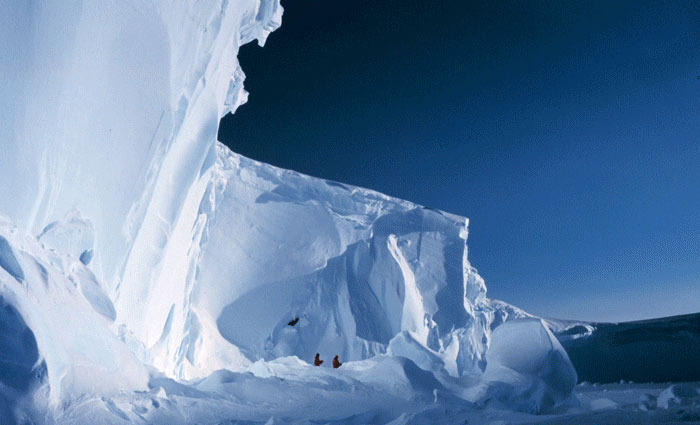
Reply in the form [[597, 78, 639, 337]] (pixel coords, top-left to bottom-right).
[[0, 0, 656, 423]]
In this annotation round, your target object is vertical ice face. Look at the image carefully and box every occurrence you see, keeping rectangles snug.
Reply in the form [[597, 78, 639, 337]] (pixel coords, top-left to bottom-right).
[[146, 146, 501, 379], [0, 0, 282, 396], [0, 0, 281, 292]]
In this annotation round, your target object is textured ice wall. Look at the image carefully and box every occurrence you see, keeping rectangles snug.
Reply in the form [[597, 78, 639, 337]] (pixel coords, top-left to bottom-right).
[[144, 144, 525, 379], [0, 0, 541, 396], [0, 0, 281, 293], [0, 0, 281, 400], [0, 217, 149, 409]]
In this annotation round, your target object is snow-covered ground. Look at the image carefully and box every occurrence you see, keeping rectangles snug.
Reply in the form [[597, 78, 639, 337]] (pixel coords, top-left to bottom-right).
[[1, 1, 698, 423], [50, 370, 700, 424]]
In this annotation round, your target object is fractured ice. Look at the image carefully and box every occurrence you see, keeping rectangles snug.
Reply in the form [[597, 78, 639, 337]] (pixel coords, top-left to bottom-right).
[[0, 1, 587, 423]]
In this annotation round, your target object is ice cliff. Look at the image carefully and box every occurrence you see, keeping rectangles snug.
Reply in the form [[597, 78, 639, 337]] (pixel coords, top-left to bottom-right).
[[0, 1, 576, 422]]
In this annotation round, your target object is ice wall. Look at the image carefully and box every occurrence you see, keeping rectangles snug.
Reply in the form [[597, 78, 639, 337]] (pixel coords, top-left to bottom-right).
[[0, 0, 281, 292], [142, 145, 501, 378], [0, 0, 510, 382], [0, 0, 281, 401], [0, 3, 574, 417]]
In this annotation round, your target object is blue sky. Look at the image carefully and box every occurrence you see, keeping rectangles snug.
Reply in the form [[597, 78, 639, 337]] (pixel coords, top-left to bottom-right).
[[219, 0, 700, 322]]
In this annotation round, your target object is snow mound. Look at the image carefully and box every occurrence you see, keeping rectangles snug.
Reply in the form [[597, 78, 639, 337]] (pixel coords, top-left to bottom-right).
[[589, 397, 618, 410], [475, 318, 577, 413], [388, 331, 448, 375], [37, 210, 94, 262], [248, 355, 444, 398]]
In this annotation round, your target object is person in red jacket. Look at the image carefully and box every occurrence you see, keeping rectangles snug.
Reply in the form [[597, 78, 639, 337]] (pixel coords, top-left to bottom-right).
[[332, 355, 342, 369], [313, 353, 323, 366]]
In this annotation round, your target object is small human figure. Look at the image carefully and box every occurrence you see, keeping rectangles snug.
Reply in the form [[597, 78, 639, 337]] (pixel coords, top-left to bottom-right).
[[332, 355, 342, 369], [288, 317, 299, 326], [313, 353, 323, 366]]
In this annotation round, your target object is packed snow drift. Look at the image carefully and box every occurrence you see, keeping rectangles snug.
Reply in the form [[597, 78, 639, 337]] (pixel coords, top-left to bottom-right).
[[1, 0, 694, 423]]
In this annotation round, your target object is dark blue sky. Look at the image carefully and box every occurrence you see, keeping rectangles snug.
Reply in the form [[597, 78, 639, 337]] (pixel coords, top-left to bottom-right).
[[218, 0, 700, 322]]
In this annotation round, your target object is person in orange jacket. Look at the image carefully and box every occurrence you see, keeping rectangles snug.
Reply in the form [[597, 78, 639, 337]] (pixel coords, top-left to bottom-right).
[[332, 355, 342, 369], [314, 353, 323, 366]]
